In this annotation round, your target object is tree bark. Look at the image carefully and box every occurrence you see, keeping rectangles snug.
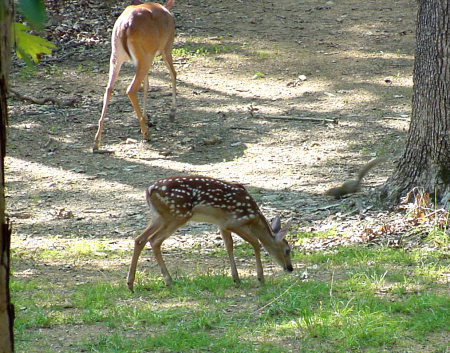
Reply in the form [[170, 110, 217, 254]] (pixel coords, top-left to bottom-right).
[[381, 0, 450, 206], [0, 1, 15, 352]]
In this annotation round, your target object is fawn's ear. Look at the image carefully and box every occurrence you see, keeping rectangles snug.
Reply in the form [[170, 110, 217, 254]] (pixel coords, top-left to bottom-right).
[[132, 0, 143, 5], [271, 216, 281, 233], [275, 219, 293, 241]]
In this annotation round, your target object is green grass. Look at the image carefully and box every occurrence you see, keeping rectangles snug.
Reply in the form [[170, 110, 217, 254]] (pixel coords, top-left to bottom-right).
[[13, 236, 126, 261], [12, 241, 450, 352], [255, 49, 279, 59], [172, 42, 230, 58]]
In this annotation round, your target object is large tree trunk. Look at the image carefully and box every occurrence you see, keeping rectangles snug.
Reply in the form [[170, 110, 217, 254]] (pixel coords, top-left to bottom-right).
[[381, 0, 450, 205], [0, 1, 15, 352]]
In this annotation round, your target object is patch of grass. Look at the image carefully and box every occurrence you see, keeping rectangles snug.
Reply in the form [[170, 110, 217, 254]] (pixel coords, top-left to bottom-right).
[[17, 65, 39, 80], [252, 72, 265, 79], [426, 228, 450, 248], [172, 42, 230, 58], [12, 243, 450, 352], [15, 236, 125, 261], [255, 50, 279, 59], [12, 279, 70, 329], [43, 64, 64, 77], [233, 242, 257, 258], [78, 328, 286, 353], [294, 228, 339, 247]]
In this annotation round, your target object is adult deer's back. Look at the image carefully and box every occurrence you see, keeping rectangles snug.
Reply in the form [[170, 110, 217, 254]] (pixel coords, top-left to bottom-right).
[[93, 0, 177, 151]]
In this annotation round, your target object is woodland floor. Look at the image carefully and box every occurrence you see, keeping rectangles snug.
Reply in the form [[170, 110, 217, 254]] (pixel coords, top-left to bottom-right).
[[5, 0, 426, 350]]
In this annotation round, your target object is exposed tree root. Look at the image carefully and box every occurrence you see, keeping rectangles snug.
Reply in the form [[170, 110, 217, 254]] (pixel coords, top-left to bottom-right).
[[9, 88, 77, 106]]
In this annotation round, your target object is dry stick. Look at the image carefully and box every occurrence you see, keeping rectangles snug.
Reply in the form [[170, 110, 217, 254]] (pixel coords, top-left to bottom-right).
[[93, 149, 115, 155], [381, 116, 410, 121], [252, 113, 338, 124], [306, 203, 342, 211], [329, 270, 335, 299], [52, 41, 85, 52], [39, 42, 87, 63], [230, 126, 253, 130], [9, 88, 77, 106], [39, 53, 72, 63]]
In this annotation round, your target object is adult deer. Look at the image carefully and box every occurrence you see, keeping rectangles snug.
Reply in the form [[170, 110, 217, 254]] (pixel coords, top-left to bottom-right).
[[127, 176, 294, 290], [93, 0, 177, 151]]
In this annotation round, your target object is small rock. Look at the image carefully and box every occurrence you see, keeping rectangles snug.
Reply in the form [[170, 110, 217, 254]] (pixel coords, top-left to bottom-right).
[[159, 150, 172, 157], [203, 135, 222, 145], [125, 138, 138, 144]]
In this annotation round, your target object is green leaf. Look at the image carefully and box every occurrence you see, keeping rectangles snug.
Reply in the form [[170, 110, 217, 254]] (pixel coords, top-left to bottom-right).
[[252, 72, 265, 80], [18, 0, 46, 30], [14, 22, 55, 64]]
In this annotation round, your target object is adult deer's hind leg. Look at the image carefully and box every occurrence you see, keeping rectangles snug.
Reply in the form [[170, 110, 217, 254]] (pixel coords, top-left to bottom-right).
[[94, 56, 124, 151], [161, 47, 177, 122], [126, 50, 155, 140]]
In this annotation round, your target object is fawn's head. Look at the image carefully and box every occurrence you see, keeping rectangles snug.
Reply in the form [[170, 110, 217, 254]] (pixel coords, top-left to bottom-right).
[[267, 216, 294, 272]]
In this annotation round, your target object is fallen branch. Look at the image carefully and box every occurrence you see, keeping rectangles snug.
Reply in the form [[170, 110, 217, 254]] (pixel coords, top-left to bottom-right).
[[305, 203, 342, 212], [52, 41, 85, 52], [9, 88, 77, 106], [251, 113, 338, 124], [93, 149, 115, 155], [229, 126, 253, 130], [39, 53, 72, 63], [381, 116, 410, 121]]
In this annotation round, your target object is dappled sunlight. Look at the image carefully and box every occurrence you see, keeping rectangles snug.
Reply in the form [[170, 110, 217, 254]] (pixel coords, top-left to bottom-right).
[[6, 156, 143, 200], [339, 47, 414, 61], [5, 155, 152, 238], [11, 0, 448, 351], [10, 121, 45, 132]]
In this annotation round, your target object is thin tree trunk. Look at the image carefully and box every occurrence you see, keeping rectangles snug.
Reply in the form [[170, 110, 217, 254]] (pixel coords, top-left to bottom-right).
[[0, 0, 15, 351], [0, 224, 13, 353], [381, 0, 450, 205]]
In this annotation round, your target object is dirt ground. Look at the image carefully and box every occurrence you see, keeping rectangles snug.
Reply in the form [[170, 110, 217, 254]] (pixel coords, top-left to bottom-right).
[[7, 0, 417, 337]]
